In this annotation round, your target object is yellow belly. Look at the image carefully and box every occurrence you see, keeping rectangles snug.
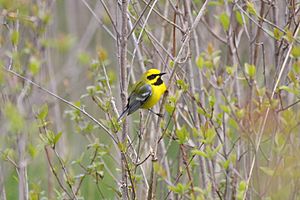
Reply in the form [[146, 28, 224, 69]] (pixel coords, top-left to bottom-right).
[[141, 83, 167, 109]]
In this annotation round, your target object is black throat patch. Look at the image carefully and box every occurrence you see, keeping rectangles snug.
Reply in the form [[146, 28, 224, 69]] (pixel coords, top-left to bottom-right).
[[152, 77, 163, 86]]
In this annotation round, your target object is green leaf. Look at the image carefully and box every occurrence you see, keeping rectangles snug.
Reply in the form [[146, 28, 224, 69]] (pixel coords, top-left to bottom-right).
[[226, 65, 234, 75], [219, 104, 230, 114], [208, 95, 216, 107], [222, 159, 230, 170], [165, 103, 175, 114], [291, 46, 300, 58], [228, 118, 238, 129], [37, 104, 48, 120], [168, 183, 189, 195], [169, 60, 175, 68], [237, 181, 247, 200], [176, 79, 189, 91], [293, 61, 300, 73], [11, 30, 19, 46], [165, 95, 177, 114], [192, 149, 208, 158], [273, 28, 283, 40], [246, 1, 257, 16], [86, 85, 96, 96], [219, 12, 230, 31], [235, 10, 244, 25], [238, 181, 247, 191], [204, 60, 213, 69], [29, 56, 41, 75], [245, 63, 256, 78], [196, 55, 204, 69], [205, 128, 216, 144], [74, 101, 81, 107], [197, 107, 205, 115], [28, 143, 38, 158], [53, 132, 63, 146], [46, 130, 56, 146], [176, 125, 189, 144]]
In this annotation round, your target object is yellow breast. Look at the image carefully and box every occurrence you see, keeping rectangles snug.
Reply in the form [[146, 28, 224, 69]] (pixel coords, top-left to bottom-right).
[[141, 83, 166, 109]]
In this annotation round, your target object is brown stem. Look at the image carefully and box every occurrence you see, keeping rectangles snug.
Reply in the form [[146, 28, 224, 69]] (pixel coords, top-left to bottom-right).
[[180, 144, 195, 196], [120, 0, 129, 199], [45, 146, 73, 199]]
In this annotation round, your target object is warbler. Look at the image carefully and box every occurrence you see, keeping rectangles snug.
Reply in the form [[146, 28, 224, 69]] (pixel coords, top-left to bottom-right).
[[118, 68, 167, 122]]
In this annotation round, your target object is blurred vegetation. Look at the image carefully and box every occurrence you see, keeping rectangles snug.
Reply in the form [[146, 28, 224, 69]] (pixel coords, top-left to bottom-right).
[[1, 0, 300, 200]]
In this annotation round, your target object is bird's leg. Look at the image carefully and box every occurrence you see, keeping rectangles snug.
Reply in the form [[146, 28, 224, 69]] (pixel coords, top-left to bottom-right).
[[148, 109, 163, 117]]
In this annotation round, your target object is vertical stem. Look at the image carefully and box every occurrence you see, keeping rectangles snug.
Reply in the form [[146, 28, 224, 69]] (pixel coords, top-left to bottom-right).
[[180, 144, 195, 195], [120, 0, 129, 199], [46, 150, 54, 199]]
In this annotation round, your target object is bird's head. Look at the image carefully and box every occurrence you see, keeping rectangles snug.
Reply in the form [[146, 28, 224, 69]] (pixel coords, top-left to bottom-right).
[[142, 68, 166, 85]]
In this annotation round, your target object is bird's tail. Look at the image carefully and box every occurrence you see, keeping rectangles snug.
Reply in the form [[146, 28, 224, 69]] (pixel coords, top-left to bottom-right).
[[117, 107, 129, 122]]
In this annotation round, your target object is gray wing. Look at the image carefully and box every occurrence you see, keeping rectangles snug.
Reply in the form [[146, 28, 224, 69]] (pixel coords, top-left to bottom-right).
[[127, 83, 152, 115]]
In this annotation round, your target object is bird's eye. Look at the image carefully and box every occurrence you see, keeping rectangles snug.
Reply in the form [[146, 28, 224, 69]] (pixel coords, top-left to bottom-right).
[[147, 74, 157, 80]]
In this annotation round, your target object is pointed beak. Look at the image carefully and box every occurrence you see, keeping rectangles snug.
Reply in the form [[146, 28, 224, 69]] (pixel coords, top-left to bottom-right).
[[160, 72, 166, 76]]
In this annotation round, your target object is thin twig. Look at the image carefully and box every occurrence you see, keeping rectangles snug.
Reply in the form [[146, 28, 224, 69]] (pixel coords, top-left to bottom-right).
[[277, 99, 300, 112], [45, 146, 73, 199], [54, 148, 78, 200]]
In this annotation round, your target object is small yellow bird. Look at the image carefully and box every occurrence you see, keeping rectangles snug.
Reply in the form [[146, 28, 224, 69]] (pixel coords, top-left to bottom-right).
[[118, 68, 167, 121]]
